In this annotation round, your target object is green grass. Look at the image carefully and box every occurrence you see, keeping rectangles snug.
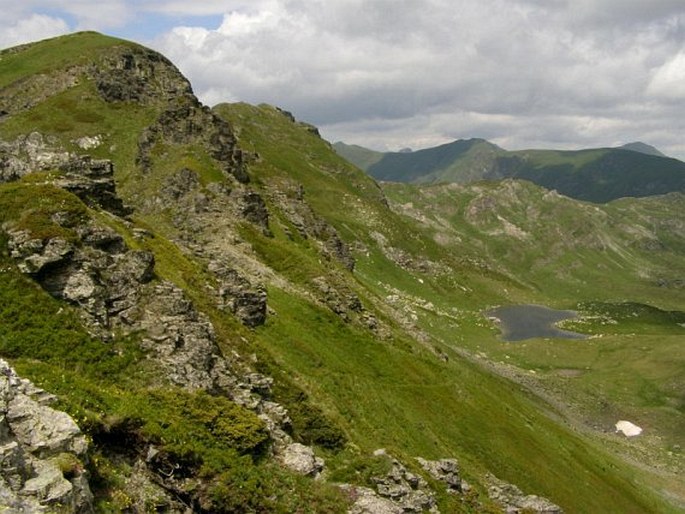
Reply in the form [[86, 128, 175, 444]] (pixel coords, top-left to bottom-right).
[[0, 181, 87, 241], [253, 287, 677, 513], [0, 32, 129, 88]]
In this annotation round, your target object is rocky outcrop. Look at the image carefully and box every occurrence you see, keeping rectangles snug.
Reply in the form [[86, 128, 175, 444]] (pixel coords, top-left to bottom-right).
[[130, 280, 296, 449], [56, 155, 130, 216], [369, 230, 446, 275], [136, 101, 248, 184], [209, 260, 267, 328], [0, 132, 70, 182], [0, 359, 93, 513], [0, 132, 129, 216], [7, 221, 154, 336], [6, 218, 320, 483], [310, 276, 379, 331], [240, 191, 271, 233], [94, 45, 193, 105], [342, 485, 405, 514], [344, 450, 438, 514], [278, 442, 325, 478], [486, 473, 563, 513], [0, 39, 194, 119], [417, 457, 464, 494]]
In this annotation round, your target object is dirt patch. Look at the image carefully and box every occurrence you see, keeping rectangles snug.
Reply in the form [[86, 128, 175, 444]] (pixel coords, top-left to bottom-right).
[[554, 368, 585, 378]]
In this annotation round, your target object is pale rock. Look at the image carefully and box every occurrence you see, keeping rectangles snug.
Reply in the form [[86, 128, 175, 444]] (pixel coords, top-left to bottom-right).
[[343, 485, 404, 514], [74, 135, 102, 150], [0, 359, 93, 512], [279, 443, 324, 477], [417, 457, 462, 493], [486, 473, 562, 513]]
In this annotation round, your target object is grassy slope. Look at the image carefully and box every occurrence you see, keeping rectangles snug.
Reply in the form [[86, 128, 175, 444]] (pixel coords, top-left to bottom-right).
[[361, 138, 503, 184], [215, 103, 681, 512], [0, 31, 127, 88], [381, 180, 685, 500], [502, 149, 685, 202]]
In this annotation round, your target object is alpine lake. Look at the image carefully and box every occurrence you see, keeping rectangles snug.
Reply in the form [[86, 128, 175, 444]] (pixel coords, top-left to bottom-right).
[[486, 304, 588, 342]]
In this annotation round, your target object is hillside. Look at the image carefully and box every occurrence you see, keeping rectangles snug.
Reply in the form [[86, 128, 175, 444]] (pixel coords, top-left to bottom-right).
[[0, 32, 683, 513], [336, 140, 685, 202]]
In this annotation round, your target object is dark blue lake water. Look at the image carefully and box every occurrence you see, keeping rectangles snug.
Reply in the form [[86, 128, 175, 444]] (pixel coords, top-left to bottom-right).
[[486, 304, 587, 342]]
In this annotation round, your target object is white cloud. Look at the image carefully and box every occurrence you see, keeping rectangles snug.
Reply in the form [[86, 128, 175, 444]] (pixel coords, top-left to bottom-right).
[[151, 0, 685, 159], [140, 0, 236, 16], [0, 14, 70, 48]]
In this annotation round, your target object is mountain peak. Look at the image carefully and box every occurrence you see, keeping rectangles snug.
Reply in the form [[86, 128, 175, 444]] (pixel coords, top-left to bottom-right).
[[618, 141, 666, 157]]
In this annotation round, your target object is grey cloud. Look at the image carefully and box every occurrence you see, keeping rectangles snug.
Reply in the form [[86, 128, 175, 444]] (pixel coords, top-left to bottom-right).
[[151, 0, 683, 159]]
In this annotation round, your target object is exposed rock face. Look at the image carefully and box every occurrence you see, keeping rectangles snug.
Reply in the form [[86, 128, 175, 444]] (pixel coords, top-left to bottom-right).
[[278, 443, 325, 478], [0, 359, 93, 513], [342, 485, 405, 514], [94, 45, 193, 105], [0, 132, 70, 182], [240, 191, 271, 233], [344, 450, 438, 514], [417, 457, 464, 494], [209, 260, 267, 328], [7, 222, 154, 336], [311, 276, 379, 332], [137, 101, 248, 184], [6, 219, 320, 487], [0, 132, 130, 216], [486, 473, 563, 513], [56, 155, 130, 216], [0, 41, 194, 119]]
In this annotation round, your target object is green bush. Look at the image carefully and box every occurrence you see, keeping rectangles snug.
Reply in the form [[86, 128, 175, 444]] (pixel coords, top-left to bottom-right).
[[138, 389, 270, 459]]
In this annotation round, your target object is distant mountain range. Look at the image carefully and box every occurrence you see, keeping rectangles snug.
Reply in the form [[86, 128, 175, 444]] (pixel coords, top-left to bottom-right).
[[334, 139, 685, 203]]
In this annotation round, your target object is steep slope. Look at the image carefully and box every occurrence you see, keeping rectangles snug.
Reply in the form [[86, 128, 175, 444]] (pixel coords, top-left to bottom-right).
[[336, 141, 685, 202], [381, 179, 685, 499], [494, 148, 685, 202], [0, 32, 349, 512], [0, 32, 683, 513]]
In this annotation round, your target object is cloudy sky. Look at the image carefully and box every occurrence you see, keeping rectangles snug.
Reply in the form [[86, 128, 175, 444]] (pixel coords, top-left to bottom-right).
[[2, 1, 684, 159]]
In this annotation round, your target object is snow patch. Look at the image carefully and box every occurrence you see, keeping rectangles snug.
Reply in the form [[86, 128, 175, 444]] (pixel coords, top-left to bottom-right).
[[615, 420, 642, 437]]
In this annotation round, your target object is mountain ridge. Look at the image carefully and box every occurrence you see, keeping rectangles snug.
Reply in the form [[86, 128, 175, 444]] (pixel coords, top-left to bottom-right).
[[335, 139, 685, 202]]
